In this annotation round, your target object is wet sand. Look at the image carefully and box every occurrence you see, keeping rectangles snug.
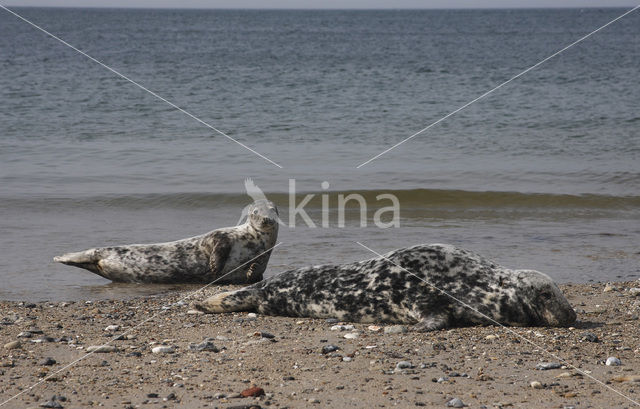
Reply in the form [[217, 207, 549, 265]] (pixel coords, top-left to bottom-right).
[[1, 281, 640, 409]]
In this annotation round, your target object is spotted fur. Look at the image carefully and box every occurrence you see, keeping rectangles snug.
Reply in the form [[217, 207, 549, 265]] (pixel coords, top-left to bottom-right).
[[54, 200, 279, 284], [195, 244, 576, 331]]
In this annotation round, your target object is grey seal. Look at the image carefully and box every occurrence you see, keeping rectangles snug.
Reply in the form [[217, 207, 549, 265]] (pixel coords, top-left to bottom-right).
[[54, 200, 279, 284], [194, 244, 576, 330]]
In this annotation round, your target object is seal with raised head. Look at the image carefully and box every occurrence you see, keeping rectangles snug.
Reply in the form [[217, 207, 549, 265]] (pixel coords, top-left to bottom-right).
[[194, 244, 576, 330], [54, 200, 279, 284]]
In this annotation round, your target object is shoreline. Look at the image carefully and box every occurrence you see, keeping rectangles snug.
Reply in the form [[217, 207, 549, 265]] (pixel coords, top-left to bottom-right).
[[1, 280, 639, 408]]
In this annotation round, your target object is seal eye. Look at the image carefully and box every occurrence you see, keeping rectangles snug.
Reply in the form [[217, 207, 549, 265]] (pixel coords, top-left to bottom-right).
[[252, 209, 259, 215]]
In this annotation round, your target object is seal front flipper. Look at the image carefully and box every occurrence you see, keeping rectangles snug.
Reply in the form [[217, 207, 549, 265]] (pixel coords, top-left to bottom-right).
[[194, 287, 262, 313], [208, 239, 232, 279], [245, 252, 271, 283], [411, 312, 451, 332]]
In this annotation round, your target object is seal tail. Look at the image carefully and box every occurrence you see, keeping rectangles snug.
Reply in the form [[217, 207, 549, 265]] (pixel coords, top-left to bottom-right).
[[193, 288, 261, 314], [53, 249, 103, 275]]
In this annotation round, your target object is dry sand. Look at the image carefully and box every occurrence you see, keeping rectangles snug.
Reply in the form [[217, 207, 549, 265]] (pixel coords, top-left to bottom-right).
[[1, 281, 640, 409]]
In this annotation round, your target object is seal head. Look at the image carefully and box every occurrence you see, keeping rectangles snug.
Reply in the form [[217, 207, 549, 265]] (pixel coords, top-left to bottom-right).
[[515, 270, 576, 327], [246, 199, 279, 232]]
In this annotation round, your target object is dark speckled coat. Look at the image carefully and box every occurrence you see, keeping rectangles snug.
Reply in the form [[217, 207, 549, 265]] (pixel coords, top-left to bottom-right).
[[198, 244, 576, 331]]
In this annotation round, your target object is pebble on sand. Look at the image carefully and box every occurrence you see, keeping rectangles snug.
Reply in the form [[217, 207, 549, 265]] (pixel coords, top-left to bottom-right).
[[396, 361, 413, 370], [536, 362, 562, 370], [331, 324, 354, 331], [86, 345, 117, 353], [446, 397, 465, 407], [383, 325, 407, 334], [240, 386, 265, 397], [151, 345, 175, 354], [530, 381, 543, 389], [606, 357, 621, 366], [189, 341, 219, 352], [40, 357, 57, 366], [321, 345, 340, 354], [3, 340, 21, 350]]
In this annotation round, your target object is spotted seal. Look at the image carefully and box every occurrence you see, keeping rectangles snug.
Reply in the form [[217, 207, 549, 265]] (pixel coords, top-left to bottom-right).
[[54, 200, 279, 284], [194, 244, 576, 330]]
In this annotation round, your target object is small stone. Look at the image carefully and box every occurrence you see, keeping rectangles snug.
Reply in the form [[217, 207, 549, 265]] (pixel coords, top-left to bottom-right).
[[342, 356, 352, 362], [432, 342, 447, 351], [321, 345, 339, 354], [396, 361, 413, 370], [39, 401, 63, 408], [606, 357, 621, 366], [86, 345, 117, 353], [253, 331, 275, 339], [343, 332, 359, 339], [17, 331, 33, 338], [536, 362, 562, 370], [308, 398, 320, 403], [189, 341, 219, 352], [582, 332, 599, 342], [240, 386, 265, 397], [603, 284, 616, 292], [247, 312, 258, 319], [611, 375, 640, 383], [629, 288, 640, 297], [485, 334, 499, 340], [530, 381, 543, 389], [32, 336, 56, 343], [104, 325, 120, 332], [40, 357, 56, 366], [146, 393, 159, 398], [367, 325, 382, 332], [165, 392, 176, 401], [4, 341, 21, 350], [446, 397, 465, 407], [383, 325, 407, 334], [330, 324, 354, 331], [151, 346, 174, 354], [186, 309, 204, 315]]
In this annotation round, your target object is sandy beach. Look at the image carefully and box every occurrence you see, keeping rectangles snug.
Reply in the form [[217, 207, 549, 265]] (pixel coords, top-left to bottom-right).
[[1, 281, 639, 409]]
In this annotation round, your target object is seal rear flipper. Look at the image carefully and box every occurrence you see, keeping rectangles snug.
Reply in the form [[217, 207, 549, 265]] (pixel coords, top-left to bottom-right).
[[193, 288, 261, 314], [53, 249, 103, 276]]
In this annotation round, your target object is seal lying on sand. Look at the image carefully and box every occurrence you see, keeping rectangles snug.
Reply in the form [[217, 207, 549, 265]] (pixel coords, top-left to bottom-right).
[[54, 200, 279, 284], [195, 244, 576, 330]]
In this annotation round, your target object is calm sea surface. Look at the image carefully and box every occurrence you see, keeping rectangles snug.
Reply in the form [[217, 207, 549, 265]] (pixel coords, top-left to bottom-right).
[[0, 7, 638, 300]]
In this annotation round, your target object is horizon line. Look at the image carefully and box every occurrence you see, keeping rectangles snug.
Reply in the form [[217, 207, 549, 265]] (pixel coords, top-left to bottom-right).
[[3, 4, 636, 10]]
